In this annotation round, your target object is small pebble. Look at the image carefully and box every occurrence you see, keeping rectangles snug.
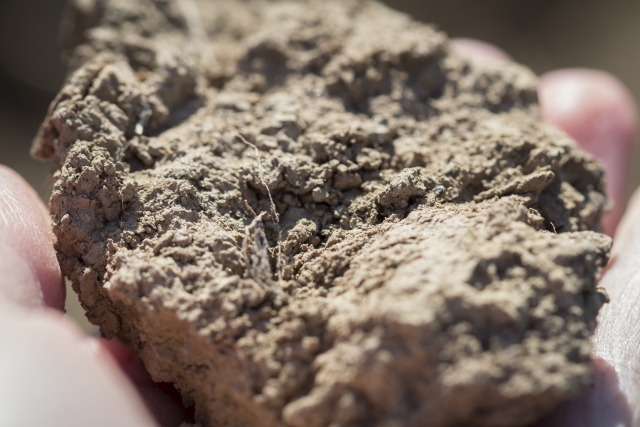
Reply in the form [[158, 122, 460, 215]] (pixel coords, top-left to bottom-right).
[[433, 185, 446, 197]]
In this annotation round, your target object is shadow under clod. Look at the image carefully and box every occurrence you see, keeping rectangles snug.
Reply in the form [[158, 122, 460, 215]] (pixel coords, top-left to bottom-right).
[[529, 357, 633, 427]]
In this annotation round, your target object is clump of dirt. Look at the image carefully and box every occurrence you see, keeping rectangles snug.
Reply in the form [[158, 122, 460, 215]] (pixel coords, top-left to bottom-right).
[[33, 0, 611, 426]]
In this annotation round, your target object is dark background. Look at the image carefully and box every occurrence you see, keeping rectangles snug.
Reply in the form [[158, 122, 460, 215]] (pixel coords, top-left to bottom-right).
[[2, 0, 639, 199]]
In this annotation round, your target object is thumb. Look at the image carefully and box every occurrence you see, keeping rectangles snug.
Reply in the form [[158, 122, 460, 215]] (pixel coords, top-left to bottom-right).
[[0, 165, 157, 426], [0, 306, 158, 427]]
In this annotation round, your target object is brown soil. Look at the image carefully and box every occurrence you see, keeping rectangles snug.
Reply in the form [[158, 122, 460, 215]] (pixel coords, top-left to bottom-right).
[[33, 1, 612, 426]]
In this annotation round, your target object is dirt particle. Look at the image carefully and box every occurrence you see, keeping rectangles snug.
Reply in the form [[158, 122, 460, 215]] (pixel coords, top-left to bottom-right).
[[433, 185, 447, 197]]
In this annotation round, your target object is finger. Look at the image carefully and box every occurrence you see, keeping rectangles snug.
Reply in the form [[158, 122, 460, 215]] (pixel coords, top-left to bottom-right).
[[0, 307, 157, 427], [539, 70, 637, 236], [449, 38, 512, 63], [0, 165, 64, 309], [592, 187, 640, 422], [0, 166, 172, 425], [99, 339, 191, 426]]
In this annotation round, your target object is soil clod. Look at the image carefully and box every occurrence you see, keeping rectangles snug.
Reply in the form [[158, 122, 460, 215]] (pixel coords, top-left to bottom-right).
[[34, 1, 611, 426]]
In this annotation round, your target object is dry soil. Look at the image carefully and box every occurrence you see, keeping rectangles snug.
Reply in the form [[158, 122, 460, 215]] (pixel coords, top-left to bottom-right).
[[33, 1, 611, 426]]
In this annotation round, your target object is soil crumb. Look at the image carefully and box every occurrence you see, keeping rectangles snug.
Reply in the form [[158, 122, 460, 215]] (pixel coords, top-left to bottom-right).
[[33, 1, 611, 426]]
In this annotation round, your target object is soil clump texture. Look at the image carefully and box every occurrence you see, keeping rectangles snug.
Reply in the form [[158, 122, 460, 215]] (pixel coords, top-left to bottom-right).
[[33, 0, 612, 426]]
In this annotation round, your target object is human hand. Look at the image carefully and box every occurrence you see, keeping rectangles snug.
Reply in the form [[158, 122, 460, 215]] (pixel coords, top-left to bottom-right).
[[452, 38, 639, 426], [0, 166, 190, 426], [0, 39, 637, 426]]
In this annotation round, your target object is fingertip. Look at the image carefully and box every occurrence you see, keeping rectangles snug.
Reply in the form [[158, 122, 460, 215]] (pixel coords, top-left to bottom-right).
[[450, 38, 512, 63], [539, 70, 637, 158], [539, 70, 638, 235], [539, 70, 637, 145], [0, 165, 64, 309], [0, 309, 157, 427]]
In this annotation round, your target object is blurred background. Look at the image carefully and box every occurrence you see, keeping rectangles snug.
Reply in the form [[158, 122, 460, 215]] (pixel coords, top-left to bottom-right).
[[1, 0, 639, 326]]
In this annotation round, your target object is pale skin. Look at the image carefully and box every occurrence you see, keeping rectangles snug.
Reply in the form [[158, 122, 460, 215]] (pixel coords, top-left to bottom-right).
[[0, 38, 638, 426]]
